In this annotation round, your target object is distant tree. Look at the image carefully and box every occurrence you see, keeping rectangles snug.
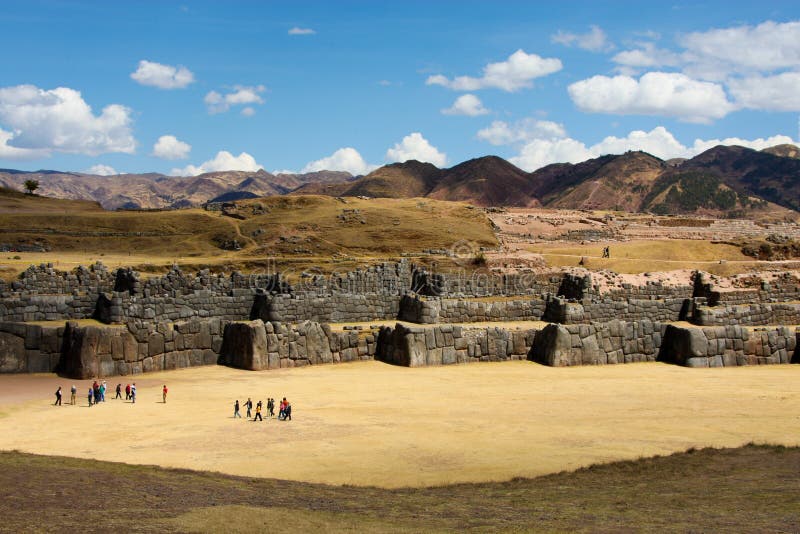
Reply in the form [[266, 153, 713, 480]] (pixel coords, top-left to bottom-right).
[[23, 179, 39, 195]]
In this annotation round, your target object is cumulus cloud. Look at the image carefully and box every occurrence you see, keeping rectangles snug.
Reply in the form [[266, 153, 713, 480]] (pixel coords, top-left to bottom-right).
[[288, 27, 315, 35], [301, 147, 377, 175], [500, 124, 798, 172], [679, 20, 800, 76], [441, 94, 489, 116], [477, 119, 566, 146], [152, 135, 191, 160], [0, 128, 48, 160], [727, 72, 800, 112], [240, 107, 256, 117], [0, 84, 135, 158], [385, 132, 447, 167], [130, 60, 194, 89], [426, 50, 562, 92], [84, 164, 117, 176], [551, 25, 613, 52], [171, 150, 262, 176], [568, 72, 735, 123], [612, 43, 683, 72], [205, 85, 265, 114]]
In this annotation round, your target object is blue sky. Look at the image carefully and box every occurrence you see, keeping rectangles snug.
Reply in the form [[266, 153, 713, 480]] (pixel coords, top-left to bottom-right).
[[0, 0, 799, 176]]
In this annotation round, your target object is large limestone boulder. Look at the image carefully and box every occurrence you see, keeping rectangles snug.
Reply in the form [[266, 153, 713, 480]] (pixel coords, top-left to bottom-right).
[[0, 327, 26, 373], [657, 324, 708, 366], [528, 323, 575, 366], [219, 320, 270, 370]]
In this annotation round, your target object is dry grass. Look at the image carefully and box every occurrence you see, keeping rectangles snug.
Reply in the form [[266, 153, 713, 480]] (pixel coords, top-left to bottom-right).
[[0, 194, 496, 280], [0, 444, 798, 532], [1, 361, 798, 488], [522, 238, 782, 275]]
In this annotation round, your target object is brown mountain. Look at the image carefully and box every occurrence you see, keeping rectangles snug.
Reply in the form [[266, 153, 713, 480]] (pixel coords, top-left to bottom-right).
[[532, 151, 665, 211], [428, 156, 536, 207], [0, 168, 354, 210], [762, 144, 800, 159], [678, 145, 800, 212]]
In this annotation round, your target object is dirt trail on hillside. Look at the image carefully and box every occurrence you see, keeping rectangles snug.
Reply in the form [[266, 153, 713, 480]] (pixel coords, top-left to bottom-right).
[[0, 362, 798, 488]]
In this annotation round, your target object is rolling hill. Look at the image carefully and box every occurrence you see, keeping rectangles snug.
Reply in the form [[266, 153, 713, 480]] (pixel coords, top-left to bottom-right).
[[1, 143, 798, 216]]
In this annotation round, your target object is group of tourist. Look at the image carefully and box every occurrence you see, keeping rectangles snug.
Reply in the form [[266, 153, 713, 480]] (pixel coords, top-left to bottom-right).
[[234, 397, 292, 421], [53, 382, 168, 406]]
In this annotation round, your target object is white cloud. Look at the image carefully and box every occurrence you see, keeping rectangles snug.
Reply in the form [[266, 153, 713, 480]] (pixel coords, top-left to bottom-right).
[[171, 151, 262, 176], [510, 138, 594, 171], [0, 128, 48, 160], [679, 20, 800, 75], [503, 124, 798, 172], [240, 107, 256, 117], [301, 147, 377, 175], [152, 135, 191, 160], [477, 119, 566, 146], [612, 43, 683, 72], [385, 132, 447, 167], [568, 72, 735, 123], [0, 85, 135, 157], [552, 25, 613, 52], [130, 60, 194, 89], [84, 164, 117, 176], [288, 27, 315, 35], [727, 72, 800, 111], [426, 49, 562, 92], [205, 85, 265, 114], [441, 94, 489, 116]]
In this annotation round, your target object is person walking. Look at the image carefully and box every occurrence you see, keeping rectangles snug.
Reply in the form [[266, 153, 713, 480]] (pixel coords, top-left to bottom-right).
[[115, 384, 122, 399], [283, 401, 292, 421], [130, 383, 136, 404], [245, 397, 253, 419], [162, 385, 168, 403], [54, 386, 62, 406], [101, 381, 107, 402], [87, 387, 93, 407], [234, 400, 242, 418], [70, 384, 77, 405], [267, 398, 274, 418], [254, 401, 263, 421], [125, 383, 131, 401]]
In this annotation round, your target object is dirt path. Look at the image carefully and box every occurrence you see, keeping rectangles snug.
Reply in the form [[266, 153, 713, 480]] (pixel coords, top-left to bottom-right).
[[1, 361, 798, 488]]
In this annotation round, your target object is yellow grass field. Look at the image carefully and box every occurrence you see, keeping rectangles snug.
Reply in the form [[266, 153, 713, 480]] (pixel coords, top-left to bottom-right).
[[521, 238, 799, 275], [1, 361, 798, 488]]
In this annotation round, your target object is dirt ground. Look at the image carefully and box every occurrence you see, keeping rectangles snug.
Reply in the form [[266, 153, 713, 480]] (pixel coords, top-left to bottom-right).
[[0, 361, 798, 488]]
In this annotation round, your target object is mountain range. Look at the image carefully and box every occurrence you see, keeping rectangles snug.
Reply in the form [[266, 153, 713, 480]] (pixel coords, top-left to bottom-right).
[[1, 144, 798, 216]]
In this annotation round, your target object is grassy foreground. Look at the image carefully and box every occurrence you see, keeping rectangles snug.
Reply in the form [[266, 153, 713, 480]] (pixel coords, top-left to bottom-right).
[[1, 444, 797, 533]]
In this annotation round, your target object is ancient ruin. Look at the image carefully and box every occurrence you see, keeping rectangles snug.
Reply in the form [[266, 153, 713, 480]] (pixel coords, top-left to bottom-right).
[[1, 258, 797, 378]]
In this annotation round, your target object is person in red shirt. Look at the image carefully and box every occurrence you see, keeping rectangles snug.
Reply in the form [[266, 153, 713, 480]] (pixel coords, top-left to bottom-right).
[[162, 384, 168, 403]]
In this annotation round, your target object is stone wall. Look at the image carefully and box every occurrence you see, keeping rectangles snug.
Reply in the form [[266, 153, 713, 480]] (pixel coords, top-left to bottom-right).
[[0, 321, 64, 373], [658, 324, 797, 367], [398, 295, 546, 324], [256, 293, 401, 323], [218, 320, 376, 371], [543, 297, 687, 324], [375, 323, 536, 367], [528, 320, 665, 367], [692, 303, 800, 326], [58, 318, 225, 379]]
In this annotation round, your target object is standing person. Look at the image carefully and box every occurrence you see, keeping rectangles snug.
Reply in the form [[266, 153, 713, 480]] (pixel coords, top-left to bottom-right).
[[162, 385, 168, 403], [101, 381, 107, 402], [245, 397, 253, 419], [115, 384, 122, 399], [254, 401, 263, 421], [267, 398, 274, 418], [234, 400, 242, 418], [283, 401, 292, 421], [130, 383, 136, 404], [125, 383, 131, 401], [278, 398, 286, 420], [70, 384, 77, 405], [92, 381, 100, 406], [54, 386, 62, 406], [87, 387, 93, 406]]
